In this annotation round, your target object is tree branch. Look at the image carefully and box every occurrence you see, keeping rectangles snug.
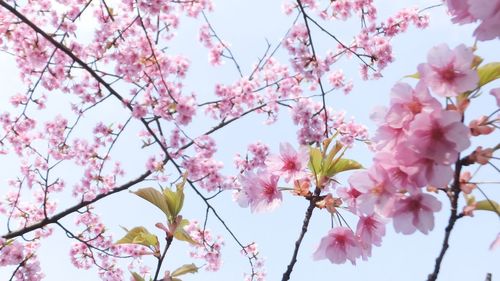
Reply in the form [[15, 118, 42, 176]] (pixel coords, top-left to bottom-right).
[[1, 166, 158, 239], [153, 235, 174, 281], [427, 156, 463, 281], [281, 187, 320, 281]]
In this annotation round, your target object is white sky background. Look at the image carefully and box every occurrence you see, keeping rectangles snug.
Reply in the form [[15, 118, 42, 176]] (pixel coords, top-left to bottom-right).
[[0, 0, 499, 280]]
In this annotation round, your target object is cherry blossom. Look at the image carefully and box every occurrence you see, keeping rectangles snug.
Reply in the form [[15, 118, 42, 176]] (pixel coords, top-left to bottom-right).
[[356, 214, 386, 247], [349, 166, 397, 216], [235, 171, 282, 213], [0, 240, 24, 266], [490, 233, 500, 250], [186, 221, 224, 272], [491, 88, 500, 106], [444, 0, 475, 24], [469, 146, 494, 165], [313, 227, 362, 265], [241, 243, 266, 281], [392, 193, 442, 235], [469, 115, 495, 136], [459, 171, 477, 194], [266, 142, 309, 182], [445, 0, 500, 41], [405, 110, 470, 165], [418, 44, 479, 97], [0, 0, 497, 280], [384, 82, 440, 129]]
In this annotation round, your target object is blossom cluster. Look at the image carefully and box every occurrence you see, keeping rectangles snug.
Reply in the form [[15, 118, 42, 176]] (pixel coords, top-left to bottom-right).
[[241, 243, 266, 281], [0, 0, 497, 280], [69, 209, 126, 280], [234, 142, 308, 213], [232, 41, 498, 267], [444, 0, 500, 41], [0, 239, 44, 281], [185, 220, 224, 272], [317, 43, 492, 264]]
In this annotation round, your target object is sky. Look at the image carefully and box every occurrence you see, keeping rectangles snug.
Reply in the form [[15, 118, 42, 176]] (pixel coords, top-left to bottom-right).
[[0, 0, 499, 281]]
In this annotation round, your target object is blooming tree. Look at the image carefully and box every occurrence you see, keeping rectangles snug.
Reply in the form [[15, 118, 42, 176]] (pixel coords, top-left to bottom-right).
[[0, 0, 498, 281]]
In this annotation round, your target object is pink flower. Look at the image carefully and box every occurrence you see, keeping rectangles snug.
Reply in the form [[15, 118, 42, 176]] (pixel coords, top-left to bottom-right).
[[393, 145, 454, 188], [132, 104, 147, 118], [469, 0, 500, 41], [185, 221, 224, 271], [490, 88, 500, 107], [265, 142, 308, 182], [0, 240, 24, 266], [490, 233, 500, 250], [392, 193, 441, 234], [236, 171, 282, 213], [349, 166, 397, 216], [445, 0, 475, 24], [469, 146, 494, 165], [469, 115, 494, 136], [384, 82, 441, 129], [406, 110, 470, 165], [356, 214, 386, 247], [459, 171, 476, 194], [313, 227, 362, 265], [337, 186, 361, 212], [372, 122, 404, 151], [373, 152, 422, 194], [444, 0, 500, 41], [417, 44, 478, 97]]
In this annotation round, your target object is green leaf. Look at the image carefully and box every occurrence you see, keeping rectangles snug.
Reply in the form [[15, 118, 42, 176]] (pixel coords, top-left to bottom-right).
[[131, 272, 145, 281], [163, 186, 183, 219], [116, 226, 159, 247], [171, 263, 198, 277], [163, 188, 177, 219], [178, 219, 190, 228], [133, 187, 172, 219], [173, 227, 199, 245], [323, 143, 346, 177], [465, 194, 475, 206], [308, 147, 323, 177], [404, 72, 420, 79], [471, 55, 483, 69], [477, 62, 500, 87], [174, 173, 187, 213], [163, 173, 188, 219], [3, 239, 15, 246], [324, 142, 343, 168], [326, 158, 363, 176], [475, 199, 500, 214]]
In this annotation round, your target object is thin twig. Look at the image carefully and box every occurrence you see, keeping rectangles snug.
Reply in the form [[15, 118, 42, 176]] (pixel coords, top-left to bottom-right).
[[153, 235, 174, 280]]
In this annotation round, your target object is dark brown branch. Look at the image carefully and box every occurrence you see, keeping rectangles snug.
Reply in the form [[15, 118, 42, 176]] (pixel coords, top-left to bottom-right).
[[427, 156, 463, 281], [2, 166, 156, 239], [281, 187, 320, 281], [153, 235, 174, 281]]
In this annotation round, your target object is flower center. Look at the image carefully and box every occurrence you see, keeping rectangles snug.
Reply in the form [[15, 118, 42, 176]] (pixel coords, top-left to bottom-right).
[[438, 67, 459, 83], [283, 159, 297, 171], [263, 182, 276, 198], [407, 198, 422, 211], [430, 126, 443, 140], [407, 99, 423, 114]]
